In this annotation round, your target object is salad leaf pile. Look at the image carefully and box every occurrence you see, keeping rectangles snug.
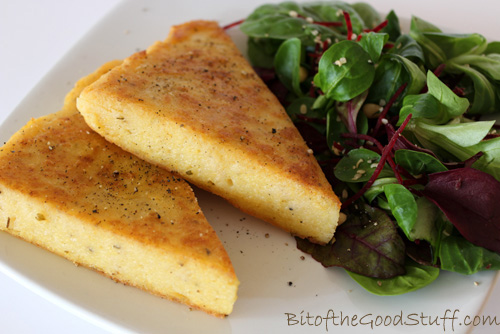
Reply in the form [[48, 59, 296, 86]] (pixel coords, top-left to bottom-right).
[[236, 1, 500, 295]]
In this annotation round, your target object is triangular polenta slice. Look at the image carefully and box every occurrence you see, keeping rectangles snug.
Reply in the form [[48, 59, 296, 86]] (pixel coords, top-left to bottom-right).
[[0, 61, 239, 317], [77, 20, 340, 244]]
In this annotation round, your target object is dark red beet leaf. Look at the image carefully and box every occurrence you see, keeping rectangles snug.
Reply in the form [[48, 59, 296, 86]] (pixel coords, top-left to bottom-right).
[[422, 167, 500, 254], [296, 205, 406, 279]]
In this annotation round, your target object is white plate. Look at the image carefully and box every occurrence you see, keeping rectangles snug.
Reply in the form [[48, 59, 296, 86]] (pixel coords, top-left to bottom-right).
[[1, 0, 499, 333]]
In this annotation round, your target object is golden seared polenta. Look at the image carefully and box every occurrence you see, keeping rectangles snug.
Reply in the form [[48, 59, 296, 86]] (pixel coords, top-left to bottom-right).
[[0, 61, 239, 317], [77, 20, 340, 244]]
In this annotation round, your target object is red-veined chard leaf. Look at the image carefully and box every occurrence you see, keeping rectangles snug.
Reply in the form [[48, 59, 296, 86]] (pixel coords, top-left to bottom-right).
[[422, 167, 500, 254], [296, 205, 406, 278], [346, 260, 439, 295]]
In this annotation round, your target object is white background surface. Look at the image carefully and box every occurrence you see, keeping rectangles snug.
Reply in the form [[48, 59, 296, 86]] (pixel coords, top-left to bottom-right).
[[0, 2, 120, 333], [0, 1, 499, 334]]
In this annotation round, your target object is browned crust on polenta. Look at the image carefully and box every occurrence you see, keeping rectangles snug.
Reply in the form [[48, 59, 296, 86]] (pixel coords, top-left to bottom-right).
[[83, 21, 332, 191], [0, 60, 238, 316], [77, 20, 340, 244]]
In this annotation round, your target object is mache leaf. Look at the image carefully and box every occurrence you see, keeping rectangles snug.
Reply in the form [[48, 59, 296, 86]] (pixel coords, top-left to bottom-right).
[[334, 148, 381, 183], [384, 184, 418, 240], [399, 93, 442, 124], [426, 71, 470, 121], [415, 120, 495, 148], [367, 54, 425, 110], [314, 40, 375, 102], [389, 34, 425, 62], [394, 149, 448, 175], [274, 37, 304, 96], [363, 177, 398, 203], [350, 2, 381, 30], [468, 137, 500, 181], [247, 37, 281, 68], [451, 63, 498, 114], [381, 10, 401, 42], [399, 71, 470, 125], [359, 32, 389, 63], [485, 41, 500, 54], [409, 16, 446, 68], [451, 54, 500, 81], [410, 197, 440, 246]]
